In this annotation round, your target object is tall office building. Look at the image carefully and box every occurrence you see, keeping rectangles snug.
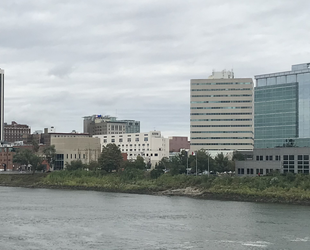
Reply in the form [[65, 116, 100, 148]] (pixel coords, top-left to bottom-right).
[[190, 70, 254, 153], [254, 63, 310, 148], [83, 115, 140, 136], [0, 69, 4, 142]]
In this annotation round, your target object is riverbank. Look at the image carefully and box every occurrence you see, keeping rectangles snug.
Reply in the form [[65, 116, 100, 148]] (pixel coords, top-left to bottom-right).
[[1, 171, 310, 205]]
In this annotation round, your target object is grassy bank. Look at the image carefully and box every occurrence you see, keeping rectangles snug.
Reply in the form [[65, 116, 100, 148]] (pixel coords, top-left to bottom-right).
[[1, 170, 310, 205]]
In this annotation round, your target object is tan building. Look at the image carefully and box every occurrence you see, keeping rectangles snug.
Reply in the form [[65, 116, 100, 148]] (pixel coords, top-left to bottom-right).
[[190, 70, 254, 154], [49, 133, 101, 170]]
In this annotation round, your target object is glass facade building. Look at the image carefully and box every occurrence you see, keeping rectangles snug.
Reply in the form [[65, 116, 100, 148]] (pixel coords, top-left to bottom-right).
[[254, 63, 310, 148]]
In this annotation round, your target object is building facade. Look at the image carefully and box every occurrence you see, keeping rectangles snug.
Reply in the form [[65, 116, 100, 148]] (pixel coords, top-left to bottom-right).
[[50, 134, 101, 170], [236, 147, 310, 176], [0, 69, 4, 141], [190, 70, 254, 154], [169, 136, 190, 153], [255, 63, 310, 148], [83, 115, 140, 136], [4, 121, 31, 143], [94, 131, 169, 168]]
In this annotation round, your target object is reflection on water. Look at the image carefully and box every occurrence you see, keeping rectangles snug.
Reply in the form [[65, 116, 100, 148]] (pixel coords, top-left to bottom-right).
[[0, 186, 309, 250]]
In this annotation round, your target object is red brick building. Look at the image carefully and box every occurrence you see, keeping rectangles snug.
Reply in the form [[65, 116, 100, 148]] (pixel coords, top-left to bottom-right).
[[4, 121, 31, 143], [169, 136, 190, 153]]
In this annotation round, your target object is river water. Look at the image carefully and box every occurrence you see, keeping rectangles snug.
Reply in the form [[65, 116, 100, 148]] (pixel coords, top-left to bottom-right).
[[0, 186, 309, 250]]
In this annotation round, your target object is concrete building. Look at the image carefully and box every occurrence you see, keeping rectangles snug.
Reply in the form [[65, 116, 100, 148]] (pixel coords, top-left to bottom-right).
[[83, 115, 140, 136], [50, 133, 101, 170], [94, 131, 169, 168], [190, 70, 254, 154], [235, 147, 310, 176], [0, 69, 4, 141], [4, 121, 31, 143], [255, 63, 310, 148], [169, 136, 190, 153]]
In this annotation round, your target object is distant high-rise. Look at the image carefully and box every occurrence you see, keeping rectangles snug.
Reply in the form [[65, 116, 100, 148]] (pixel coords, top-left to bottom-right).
[[83, 115, 140, 136], [0, 69, 4, 141], [254, 63, 310, 148], [190, 70, 254, 153]]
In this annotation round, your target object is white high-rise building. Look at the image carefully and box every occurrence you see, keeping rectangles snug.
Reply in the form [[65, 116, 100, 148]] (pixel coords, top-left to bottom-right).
[[190, 70, 254, 154]]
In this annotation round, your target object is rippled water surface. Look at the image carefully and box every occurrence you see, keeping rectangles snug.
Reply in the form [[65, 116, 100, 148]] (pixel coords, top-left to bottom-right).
[[0, 186, 309, 249]]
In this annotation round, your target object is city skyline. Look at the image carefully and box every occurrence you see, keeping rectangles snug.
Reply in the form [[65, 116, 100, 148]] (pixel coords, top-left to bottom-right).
[[2, 0, 310, 137]]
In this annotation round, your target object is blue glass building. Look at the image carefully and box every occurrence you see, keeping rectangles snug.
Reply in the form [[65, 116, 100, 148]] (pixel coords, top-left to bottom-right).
[[254, 63, 310, 148]]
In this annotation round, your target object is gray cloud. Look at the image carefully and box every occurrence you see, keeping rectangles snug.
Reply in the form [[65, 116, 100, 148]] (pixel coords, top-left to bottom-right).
[[2, 0, 310, 137]]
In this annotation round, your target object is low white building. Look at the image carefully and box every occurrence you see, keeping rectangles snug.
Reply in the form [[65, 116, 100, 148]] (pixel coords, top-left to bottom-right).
[[94, 131, 169, 168]]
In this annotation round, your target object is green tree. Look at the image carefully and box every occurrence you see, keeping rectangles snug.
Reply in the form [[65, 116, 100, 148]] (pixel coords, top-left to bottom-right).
[[214, 153, 230, 173], [169, 155, 186, 175], [134, 156, 146, 170], [87, 161, 100, 172], [42, 145, 56, 170], [98, 144, 123, 172], [232, 152, 245, 161], [66, 160, 85, 171], [157, 157, 170, 170], [13, 149, 43, 174], [190, 150, 215, 173], [124, 156, 146, 170]]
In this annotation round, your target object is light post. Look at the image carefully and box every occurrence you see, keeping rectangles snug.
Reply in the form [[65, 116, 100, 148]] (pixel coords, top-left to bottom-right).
[[195, 152, 198, 176], [208, 151, 210, 177]]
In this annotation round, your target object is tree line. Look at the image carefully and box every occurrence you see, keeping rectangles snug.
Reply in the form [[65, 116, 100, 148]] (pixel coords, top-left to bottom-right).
[[13, 143, 243, 177]]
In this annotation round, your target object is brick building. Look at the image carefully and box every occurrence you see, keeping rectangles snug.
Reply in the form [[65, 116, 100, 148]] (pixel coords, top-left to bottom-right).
[[4, 121, 31, 143]]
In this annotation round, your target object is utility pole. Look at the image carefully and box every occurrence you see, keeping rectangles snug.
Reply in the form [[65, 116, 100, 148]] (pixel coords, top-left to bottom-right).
[[186, 151, 189, 175], [195, 152, 198, 176], [208, 151, 210, 177]]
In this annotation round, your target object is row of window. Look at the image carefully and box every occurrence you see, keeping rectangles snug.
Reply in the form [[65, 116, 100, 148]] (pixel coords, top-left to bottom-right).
[[120, 144, 150, 147], [104, 138, 148, 143], [191, 112, 252, 116], [237, 168, 279, 175], [122, 148, 150, 152], [191, 131, 253, 134], [191, 125, 252, 127], [192, 137, 253, 140], [191, 119, 252, 122], [256, 155, 281, 161], [66, 154, 86, 159], [192, 94, 252, 98], [191, 143, 253, 146], [191, 82, 252, 86], [104, 134, 149, 138], [191, 100, 252, 104], [191, 88, 252, 91], [122, 150, 158, 157], [191, 107, 252, 110]]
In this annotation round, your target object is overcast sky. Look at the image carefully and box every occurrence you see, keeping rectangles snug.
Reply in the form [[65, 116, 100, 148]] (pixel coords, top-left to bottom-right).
[[2, 0, 310, 137]]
